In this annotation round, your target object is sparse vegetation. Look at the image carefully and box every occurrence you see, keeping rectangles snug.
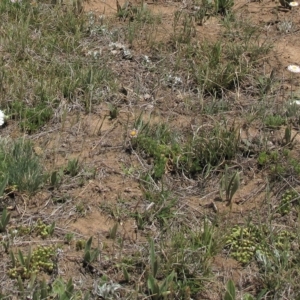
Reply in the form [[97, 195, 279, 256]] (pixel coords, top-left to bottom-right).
[[1, 0, 300, 299]]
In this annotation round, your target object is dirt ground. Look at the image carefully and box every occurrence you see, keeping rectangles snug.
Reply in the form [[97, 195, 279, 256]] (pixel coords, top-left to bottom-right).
[[75, 0, 300, 232], [42, 0, 300, 297]]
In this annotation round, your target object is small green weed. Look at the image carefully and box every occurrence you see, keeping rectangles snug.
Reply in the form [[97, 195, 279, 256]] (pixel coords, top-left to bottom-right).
[[150, 219, 218, 298], [146, 239, 176, 300], [188, 16, 271, 95], [258, 151, 279, 166], [8, 246, 56, 279], [51, 277, 76, 300], [117, 1, 155, 23], [75, 202, 86, 216], [194, 0, 213, 26], [140, 188, 177, 228], [256, 71, 275, 99], [134, 120, 240, 179], [108, 103, 119, 120], [11, 101, 52, 133], [258, 149, 300, 181], [50, 169, 64, 188], [120, 2, 161, 46], [277, 189, 299, 215], [191, 41, 237, 94], [17, 225, 31, 236], [108, 222, 119, 240], [214, 0, 234, 15], [282, 125, 298, 146], [220, 165, 240, 208], [256, 229, 298, 297], [172, 11, 196, 44], [35, 219, 55, 239], [0, 138, 45, 194], [133, 123, 180, 179], [0, 208, 11, 233], [83, 236, 100, 266], [65, 158, 80, 177], [226, 224, 296, 266], [225, 224, 267, 264], [264, 115, 286, 128], [76, 239, 86, 251], [17, 275, 89, 300], [64, 232, 74, 244], [180, 122, 240, 175]]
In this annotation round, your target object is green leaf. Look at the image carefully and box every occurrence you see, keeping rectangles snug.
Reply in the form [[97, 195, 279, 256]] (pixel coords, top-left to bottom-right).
[[109, 222, 118, 240], [52, 277, 69, 298], [28, 273, 36, 290], [0, 208, 10, 232], [224, 279, 236, 300], [18, 249, 25, 266], [47, 221, 56, 236], [147, 274, 159, 299], [228, 172, 239, 202], [149, 238, 158, 278], [65, 278, 74, 297], [159, 270, 175, 294], [40, 279, 48, 299], [17, 276, 24, 297], [25, 247, 32, 269], [50, 171, 58, 186], [0, 175, 8, 197], [32, 289, 40, 300], [85, 236, 93, 252], [122, 266, 130, 282], [243, 294, 254, 300], [9, 251, 16, 268], [84, 250, 91, 263]]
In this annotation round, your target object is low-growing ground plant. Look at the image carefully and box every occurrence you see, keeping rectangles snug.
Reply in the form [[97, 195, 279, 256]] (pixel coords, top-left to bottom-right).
[[133, 118, 240, 179], [34, 219, 56, 239], [277, 190, 300, 215], [0, 208, 11, 233], [8, 246, 56, 279], [83, 236, 100, 267], [214, 0, 234, 15], [65, 158, 80, 177], [0, 138, 45, 194], [225, 224, 266, 264], [220, 164, 240, 207], [147, 239, 176, 300], [64, 232, 75, 244], [264, 114, 286, 128]]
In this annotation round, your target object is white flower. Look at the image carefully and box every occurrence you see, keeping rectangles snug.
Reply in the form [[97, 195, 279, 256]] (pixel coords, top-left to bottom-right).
[[143, 55, 151, 63], [290, 100, 300, 105], [287, 65, 300, 73], [0, 110, 6, 126], [289, 1, 299, 6], [128, 128, 138, 138], [93, 51, 100, 59]]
